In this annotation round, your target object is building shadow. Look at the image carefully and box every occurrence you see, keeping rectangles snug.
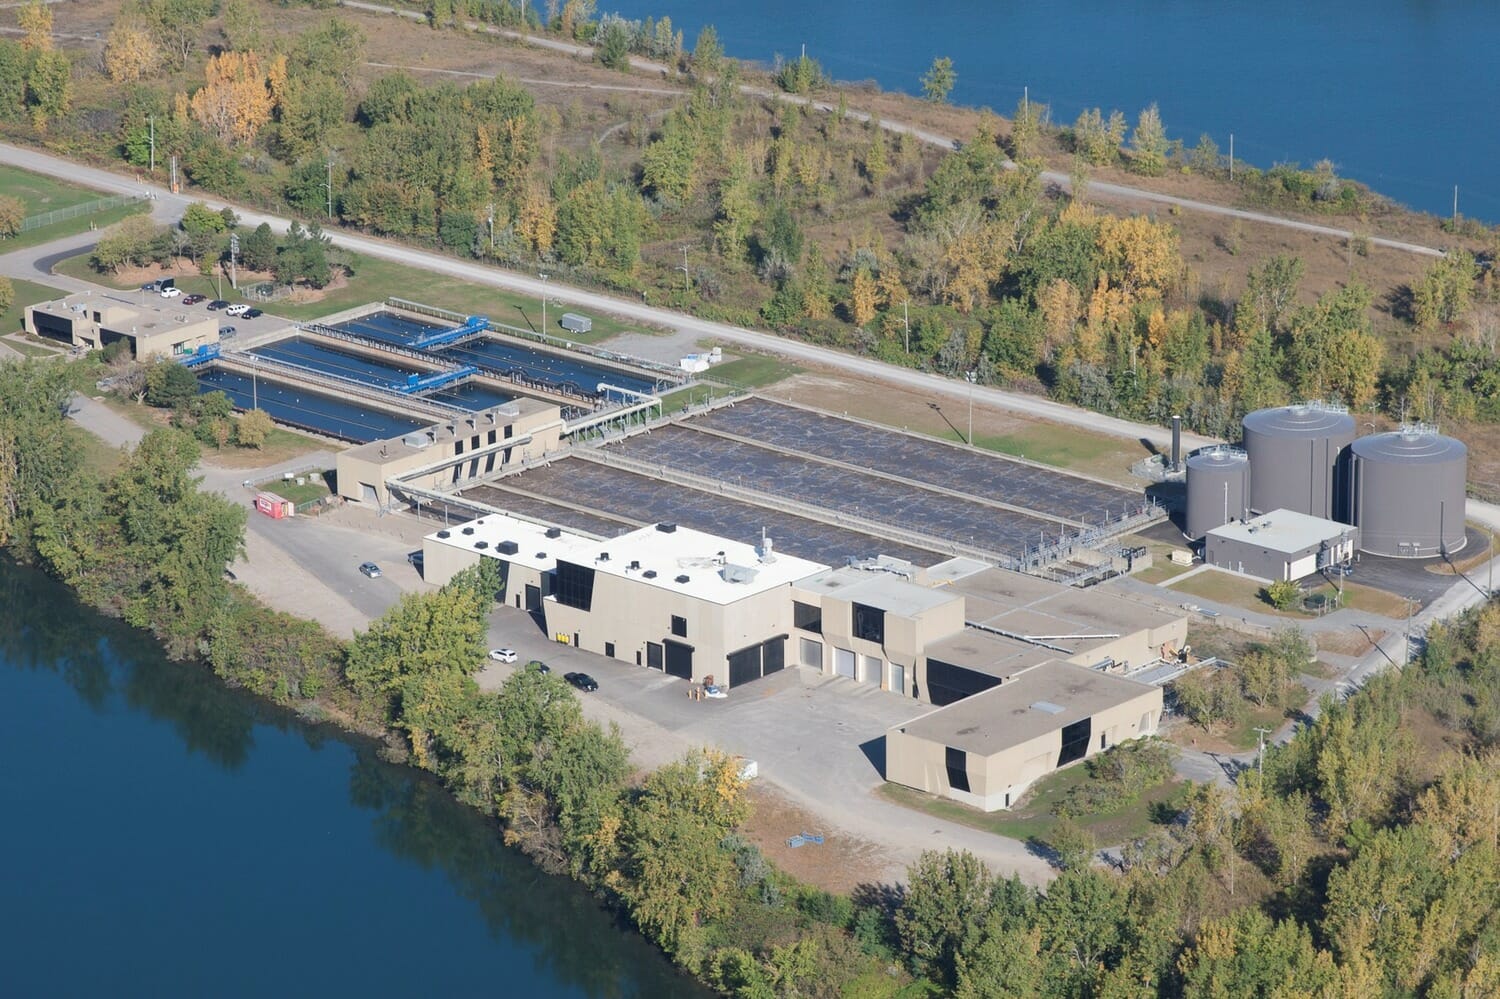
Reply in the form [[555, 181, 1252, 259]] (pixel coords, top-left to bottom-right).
[[859, 735, 887, 778]]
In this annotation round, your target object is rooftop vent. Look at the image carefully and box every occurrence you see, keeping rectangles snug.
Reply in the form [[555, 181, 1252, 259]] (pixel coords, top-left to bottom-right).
[[536, 552, 547, 559], [497, 540, 519, 555], [629, 560, 640, 570], [642, 570, 657, 579], [721, 564, 759, 584], [598, 552, 610, 562], [656, 523, 677, 534], [436, 530, 450, 539], [402, 433, 433, 449], [462, 526, 475, 535], [474, 541, 488, 550], [675, 574, 691, 584], [1031, 701, 1065, 715], [545, 527, 562, 539]]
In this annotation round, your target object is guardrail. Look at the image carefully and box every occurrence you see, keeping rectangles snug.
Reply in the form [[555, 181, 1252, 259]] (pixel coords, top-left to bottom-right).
[[18, 194, 145, 232]]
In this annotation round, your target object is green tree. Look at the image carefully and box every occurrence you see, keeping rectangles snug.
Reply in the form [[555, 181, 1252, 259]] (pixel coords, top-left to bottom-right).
[[1243, 254, 1305, 335], [1128, 103, 1168, 176], [25, 49, 71, 130], [1412, 250, 1479, 329], [235, 408, 273, 449], [180, 201, 228, 235], [1264, 579, 1301, 612], [145, 361, 200, 409], [1177, 909, 1338, 998], [617, 748, 749, 965], [921, 56, 956, 103], [1037, 868, 1128, 994], [0, 275, 12, 313], [896, 848, 996, 989], [240, 222, 277, 271], [0, 195, 23, 237], [141, 0, 215, 69], [0, 359, 80, 547]]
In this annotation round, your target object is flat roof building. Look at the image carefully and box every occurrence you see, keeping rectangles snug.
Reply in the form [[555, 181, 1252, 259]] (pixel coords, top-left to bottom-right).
[[337, 399, 564, 509], [25, 292, 219, 360], [886, 662, 1164, 811], [1203, 508, 1357, 581]]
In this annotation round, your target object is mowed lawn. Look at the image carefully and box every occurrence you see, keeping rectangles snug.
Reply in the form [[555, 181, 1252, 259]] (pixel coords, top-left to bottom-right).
[[0, 279, 67, 335], [0, 163, 109, 215]]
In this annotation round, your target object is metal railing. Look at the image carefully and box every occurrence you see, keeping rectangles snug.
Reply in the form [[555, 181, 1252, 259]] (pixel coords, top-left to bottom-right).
[[215, 352, 467, 419], [18, 194, 145, 232]]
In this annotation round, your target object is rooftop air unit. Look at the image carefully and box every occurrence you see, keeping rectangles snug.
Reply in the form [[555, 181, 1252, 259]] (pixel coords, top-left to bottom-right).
[[545, 527, 562, 539], [656, 523, 677, 533], [642, 570, 657, 579], [675, 574, 691, 584], [462, 526, 475, 535], [598, 552, 610, 562], [474, 541, 488, 549], [629, 560, 640, 570], [436, 530, 451, 539], [497, 541, 519, 555]]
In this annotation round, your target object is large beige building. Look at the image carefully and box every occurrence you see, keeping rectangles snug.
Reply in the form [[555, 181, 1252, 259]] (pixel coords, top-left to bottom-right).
[[25, 292, 219, 360], [886, 662, 1164, 811], [336, 399, 564, 508]]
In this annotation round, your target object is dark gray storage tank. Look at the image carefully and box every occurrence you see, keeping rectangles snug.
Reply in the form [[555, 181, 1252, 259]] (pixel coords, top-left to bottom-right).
[[1348, 427, 1467, 557], [1186, 446, 1250, 540], [1242, 402, 1356, 520]]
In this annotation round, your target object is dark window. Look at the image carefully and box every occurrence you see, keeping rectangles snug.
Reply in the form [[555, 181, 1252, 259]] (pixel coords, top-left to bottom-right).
[[1058, 718, 1092, 767], [793, 600, 822, 634], [605, 642, 616, 658], [926, 659, 1002, 706], [852, 603, 885, 644], [945, 747, 970, 793], [504, 424, 514, 439], [454, 439, 464, 455], [670, 614, 688, 638], [488, 429, 497, 444], [553, 561, 596, 611], [646, 642, 663, 670]]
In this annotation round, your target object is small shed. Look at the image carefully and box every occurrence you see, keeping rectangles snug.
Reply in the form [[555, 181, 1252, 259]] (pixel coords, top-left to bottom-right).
[[1203, 509, 1357, 581]]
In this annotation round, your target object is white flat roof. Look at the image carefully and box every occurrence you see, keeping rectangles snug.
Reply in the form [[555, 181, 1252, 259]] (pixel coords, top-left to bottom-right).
[[796, 566, 960, 615], [429, 514, 828, 605], [1207, 509, 1355, 554]]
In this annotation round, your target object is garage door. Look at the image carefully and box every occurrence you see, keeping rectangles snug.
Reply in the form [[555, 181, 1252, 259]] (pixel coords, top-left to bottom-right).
[[834, 648, 856, 679], [726, 637, 787, 688], [664, 640, 693, 680], [360, 483, 377, 505]]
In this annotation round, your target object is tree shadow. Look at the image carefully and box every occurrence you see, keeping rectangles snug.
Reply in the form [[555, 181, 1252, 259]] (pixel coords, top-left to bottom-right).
[[1384, 284, 1416, 323]]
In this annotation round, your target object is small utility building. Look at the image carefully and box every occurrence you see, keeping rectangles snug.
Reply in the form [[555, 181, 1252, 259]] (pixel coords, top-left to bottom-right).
[[25, 293, 219, 359], [1203, 509, 1357, 581], [885, 662, 1163, 811]]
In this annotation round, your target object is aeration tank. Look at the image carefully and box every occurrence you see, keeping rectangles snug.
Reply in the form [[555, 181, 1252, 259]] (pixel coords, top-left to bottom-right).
[[1348, 427, 1467, 557], [1185, 447, 1250, 540], [1242, 403, 1356, 520]]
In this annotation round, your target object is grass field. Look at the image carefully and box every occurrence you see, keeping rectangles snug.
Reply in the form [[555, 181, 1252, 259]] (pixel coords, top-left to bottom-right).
[[706, 353, 804, 390], [879, 766, 1188, 849], [0, 163, 110, 216], [1169, 568, 1411, 619], [0, 201, 149, 257], [0, 278, 67, 336]]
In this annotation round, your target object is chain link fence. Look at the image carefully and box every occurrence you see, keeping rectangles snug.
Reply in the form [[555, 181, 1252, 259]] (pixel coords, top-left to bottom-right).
[[18, 195, 145, 232]]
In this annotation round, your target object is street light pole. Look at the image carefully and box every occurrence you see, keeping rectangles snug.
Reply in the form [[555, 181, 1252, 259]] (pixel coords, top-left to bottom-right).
[[1253, 726, 1272, 775], [965, 370, 977, 446], [539, 273, 549, 333], [679, 245, 690, 294], [903, 298, 910, 354]]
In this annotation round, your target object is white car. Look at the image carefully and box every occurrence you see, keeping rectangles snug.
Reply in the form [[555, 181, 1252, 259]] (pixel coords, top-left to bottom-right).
[[488, 648, 518, 663], [159, 286, 182, 298], [224, 303, 249, 316]]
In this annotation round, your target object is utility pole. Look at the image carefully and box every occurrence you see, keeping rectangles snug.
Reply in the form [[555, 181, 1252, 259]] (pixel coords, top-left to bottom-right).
[[487, 203, 495, 249], [679, 245, 690, 293], [1253, 726, 1273, 775], [1453, 185, 1459, 225], [148, 115, 155, 174], [539, 272, 549, 332], [1228, 133, 1234, 181], [229, 232, 239, 290], [325, 156, 334, 220], [1023, 85, 1028, 118], [1404, 596, 1414, 667], [902, 298, 910, 354], [169, 155, 178, 194], [965, 370, 977, 446], [250, 355, 258, 411]]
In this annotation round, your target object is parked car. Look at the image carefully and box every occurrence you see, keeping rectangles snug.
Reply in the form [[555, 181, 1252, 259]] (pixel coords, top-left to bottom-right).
[[141, 280, 161, 292], [218, 325, 236, 337], [244, 308, 264, 319], [182, 294, 206, 305], [358, 561, 382, 578], [159, 286, 182, 298], [225, 304, 250, 317], [488, 648, 518, 663], [564, 672, 598, 692], [206, 300, 230, 311]]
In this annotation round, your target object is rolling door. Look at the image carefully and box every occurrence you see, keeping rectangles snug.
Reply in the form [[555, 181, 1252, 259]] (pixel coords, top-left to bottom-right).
[[664, 640, 693, 680], [725, 637, 788, 688]]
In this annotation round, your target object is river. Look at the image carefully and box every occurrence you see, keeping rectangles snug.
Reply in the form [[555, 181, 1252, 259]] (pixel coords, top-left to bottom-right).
[[613, 0, 1500, 221], [0, 559, 706, 998]]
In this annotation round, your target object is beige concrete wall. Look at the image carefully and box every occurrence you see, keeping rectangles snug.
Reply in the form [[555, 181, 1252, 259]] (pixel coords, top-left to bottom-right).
[[544, 571, 794, 684], [1062, 617, 1188, 674], [421, 537, 481, 586], [800, 591, 965, 692], [885, 685, 1165, 811]]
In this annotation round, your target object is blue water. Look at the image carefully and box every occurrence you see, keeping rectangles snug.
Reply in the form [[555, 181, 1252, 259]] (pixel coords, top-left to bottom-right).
[[440, 337, 661, 396], [198, 368, 428, 443], [249, 336, 425, 390], [0, 559, 707, 997], [613, 0, 1500, 220]]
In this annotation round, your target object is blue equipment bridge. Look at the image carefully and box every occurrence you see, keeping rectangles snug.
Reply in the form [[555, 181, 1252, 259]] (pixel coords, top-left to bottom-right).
[[179, 343, 221, 367], [395, 365, 480, 394], [409, 315, 489, 350]]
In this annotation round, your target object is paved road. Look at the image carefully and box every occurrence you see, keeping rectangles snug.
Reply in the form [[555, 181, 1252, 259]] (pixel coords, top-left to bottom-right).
[[0, 142, 1219, 451]]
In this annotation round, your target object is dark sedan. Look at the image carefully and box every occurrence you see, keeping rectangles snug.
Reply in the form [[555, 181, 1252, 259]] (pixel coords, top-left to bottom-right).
[[206, 300, 230, 311], [244, 308, 264, 319], [182, 294, 207, 305], [564, 672, 598, 692]]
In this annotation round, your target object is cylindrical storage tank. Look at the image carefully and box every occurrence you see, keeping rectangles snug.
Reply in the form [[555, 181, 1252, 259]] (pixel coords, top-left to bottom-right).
[[1242, 403, 1357, 519], [1348, 428, 1467, 557], [1186, 446, 1250, 540]]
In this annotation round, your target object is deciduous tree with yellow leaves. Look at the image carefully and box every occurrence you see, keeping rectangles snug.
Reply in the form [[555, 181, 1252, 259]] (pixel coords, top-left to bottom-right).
[[189, 51, 273, 146]]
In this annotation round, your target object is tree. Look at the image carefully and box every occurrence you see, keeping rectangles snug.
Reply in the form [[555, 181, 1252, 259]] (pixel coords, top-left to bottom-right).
[[17, 0, 52, 52], [1129, 104, 1168, 176], [617, 748, 749, 965], [0, 195, 22, 238], [0, 276, 12, 314], [1243, 254, 1304, 335], [190, 51, 274, 146], [25, 50, 70, 130], [1412, 250, 1479, 329], [1072, 108, 1125, 166], [240, 223, 277, 271], [235, 409, 272, 449], [141, 0, 215, 70], [921, 56, 956, 103], [145, 361, 200, 410], [180, 201, 228, 235], [103, 21, 163, 83], [1264, 579, 1301, 612], [896, 849, 996, 989]]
